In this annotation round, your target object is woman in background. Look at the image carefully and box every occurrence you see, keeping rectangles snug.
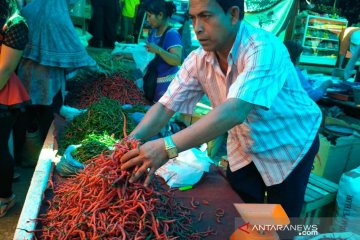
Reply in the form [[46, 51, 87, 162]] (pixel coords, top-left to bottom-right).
[[144, 0, 183, 102], [0, 0, 29, 217], [16, 0, 99, 143]]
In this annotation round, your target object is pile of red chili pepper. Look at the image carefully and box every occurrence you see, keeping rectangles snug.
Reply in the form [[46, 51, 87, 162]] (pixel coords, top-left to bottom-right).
[[36, 138, 216, 239], [65, 73, 150, 109]]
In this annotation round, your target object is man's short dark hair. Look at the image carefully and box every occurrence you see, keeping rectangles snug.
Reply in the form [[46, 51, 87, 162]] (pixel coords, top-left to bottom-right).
[[214, 0, 244, 20]]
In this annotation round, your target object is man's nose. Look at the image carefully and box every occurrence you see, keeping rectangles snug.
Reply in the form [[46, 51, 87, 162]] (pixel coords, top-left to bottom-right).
[[193, 19, 204, 34]]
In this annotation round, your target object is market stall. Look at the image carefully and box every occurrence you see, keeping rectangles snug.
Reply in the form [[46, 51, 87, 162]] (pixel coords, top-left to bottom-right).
[[11, 63, 244, 239], [14, 120, 243, 239]]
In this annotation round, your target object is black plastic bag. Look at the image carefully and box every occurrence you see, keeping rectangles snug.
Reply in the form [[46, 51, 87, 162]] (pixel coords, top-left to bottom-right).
[[143, 59, 158, 102], [142, 26, 171, 102]]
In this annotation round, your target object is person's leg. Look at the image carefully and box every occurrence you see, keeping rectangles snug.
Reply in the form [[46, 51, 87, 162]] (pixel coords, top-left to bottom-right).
[[226, 162, 266, 203], [12, 110, 28, 165], [122, 16, 130, 42], [89, 0, 105, 47], [103, 0, 120, 47], [0, 111, 18, 198], [35, 90, 63, 142], [127, 17, 135, 37], [266, 135, 320, 218]]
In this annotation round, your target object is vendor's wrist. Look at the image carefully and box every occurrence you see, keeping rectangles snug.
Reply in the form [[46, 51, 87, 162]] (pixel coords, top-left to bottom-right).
[[164, 136, 178, 159]]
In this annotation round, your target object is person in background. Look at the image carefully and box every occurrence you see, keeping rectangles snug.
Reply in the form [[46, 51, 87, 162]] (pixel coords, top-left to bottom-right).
[[0, 0, 29, 217], [144, 0, 183, 102], [120, 0, 322, 220], [121, 0, 140, 42], [284, 40, 333, 101], [338, 24, 360, 80], [133, 0, 146, 42], [16, 0, 99, 146], [89, 0, 120, 48]]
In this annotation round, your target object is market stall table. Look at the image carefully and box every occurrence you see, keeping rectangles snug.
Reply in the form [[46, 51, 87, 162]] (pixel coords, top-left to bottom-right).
[[319, 96, 360, 118], [173, 166, 244, 239], [14, 121, 243, 239]]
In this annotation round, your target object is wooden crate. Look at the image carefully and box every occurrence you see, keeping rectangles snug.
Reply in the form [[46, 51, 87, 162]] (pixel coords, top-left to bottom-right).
[[301, 173, 338, 225]]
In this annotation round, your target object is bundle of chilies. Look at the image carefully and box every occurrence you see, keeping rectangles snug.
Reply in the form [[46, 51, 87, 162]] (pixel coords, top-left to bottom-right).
[[35, 138, 216, 239], [65, 74, 150, 109]]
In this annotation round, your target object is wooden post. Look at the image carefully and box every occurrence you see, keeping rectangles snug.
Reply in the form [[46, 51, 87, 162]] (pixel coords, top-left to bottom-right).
[[284, 0, 301, 41]]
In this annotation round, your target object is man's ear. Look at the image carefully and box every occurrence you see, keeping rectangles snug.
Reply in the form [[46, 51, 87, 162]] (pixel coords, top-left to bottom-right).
[[228, 6, 240, 25]]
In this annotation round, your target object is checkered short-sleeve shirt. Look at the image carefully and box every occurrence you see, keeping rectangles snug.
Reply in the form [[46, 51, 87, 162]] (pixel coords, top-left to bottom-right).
[[159, 22, 322, 186], [1, 15, 28, 50]]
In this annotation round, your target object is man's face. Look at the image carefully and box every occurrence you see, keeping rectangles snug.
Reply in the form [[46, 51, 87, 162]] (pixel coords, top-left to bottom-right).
[[189, 0, 236, 52]]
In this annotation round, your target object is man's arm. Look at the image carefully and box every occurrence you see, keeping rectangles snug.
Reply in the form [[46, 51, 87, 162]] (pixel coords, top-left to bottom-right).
[[121, 98, 254, 186]]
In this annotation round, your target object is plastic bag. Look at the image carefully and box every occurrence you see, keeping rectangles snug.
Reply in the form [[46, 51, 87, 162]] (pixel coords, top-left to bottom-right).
[[111, 42, 155, 74], [55, 145, 84, 177], [155, 147, 213, 188], [332, 167, 360, 234], [60, 105, 86, 121]]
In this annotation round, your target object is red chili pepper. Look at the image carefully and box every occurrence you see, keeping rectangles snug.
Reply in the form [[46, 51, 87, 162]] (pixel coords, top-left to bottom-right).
[[201, 199, 209, 205]]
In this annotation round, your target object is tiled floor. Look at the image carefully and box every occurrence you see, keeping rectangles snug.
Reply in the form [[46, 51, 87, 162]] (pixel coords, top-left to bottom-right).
[[0, 167, 35, 240]]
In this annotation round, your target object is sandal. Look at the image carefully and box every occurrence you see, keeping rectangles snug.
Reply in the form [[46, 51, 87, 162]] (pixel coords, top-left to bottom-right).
[[0, 194, 16, 217]]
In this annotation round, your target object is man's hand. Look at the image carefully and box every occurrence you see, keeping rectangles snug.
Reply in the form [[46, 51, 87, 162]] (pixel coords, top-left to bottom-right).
[[120, 138, 168, 187]]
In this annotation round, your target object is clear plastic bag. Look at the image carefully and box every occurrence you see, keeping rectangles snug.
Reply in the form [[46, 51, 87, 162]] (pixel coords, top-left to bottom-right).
[[55, 145, 84, 177]]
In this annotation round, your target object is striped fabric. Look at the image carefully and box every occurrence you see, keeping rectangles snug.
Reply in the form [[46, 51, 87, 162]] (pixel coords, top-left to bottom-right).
[[159, 22, 322, 186]]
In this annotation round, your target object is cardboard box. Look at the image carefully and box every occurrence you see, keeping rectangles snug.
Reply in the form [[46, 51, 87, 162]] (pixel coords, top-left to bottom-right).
[[312, 134, 353, 183], [312, 117, 360, 183], [176, 113, 203, 127], [176, 102, 212, 127], [324, 117, 360, 172], [344, 137, 360, 172]]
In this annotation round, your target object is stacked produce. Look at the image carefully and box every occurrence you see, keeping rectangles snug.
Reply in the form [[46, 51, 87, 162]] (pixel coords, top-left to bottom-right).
[[58, 98, 136, 155], [72, 133, 117, 163], [36, 138, 215, 239], [89, 50, 137, 79], [65, 73, 149, 109]]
